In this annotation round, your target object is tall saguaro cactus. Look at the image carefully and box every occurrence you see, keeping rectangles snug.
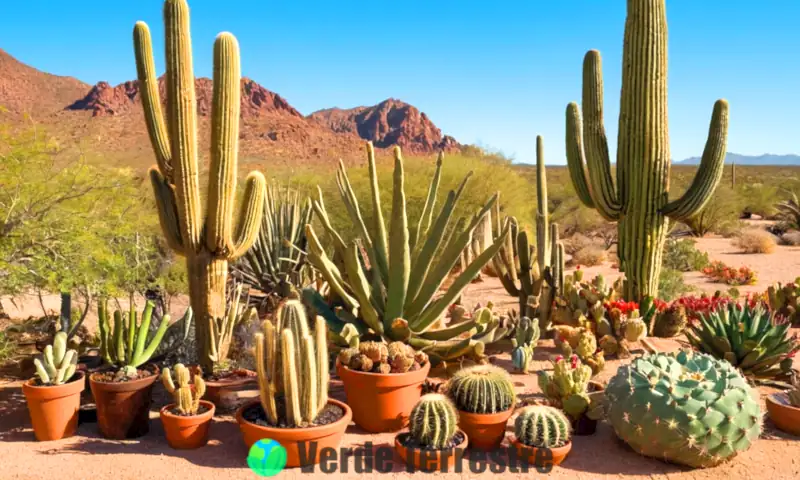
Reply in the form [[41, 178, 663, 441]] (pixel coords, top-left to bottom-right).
[[134, 0, 266, 373], [565, 0, 729, 301]]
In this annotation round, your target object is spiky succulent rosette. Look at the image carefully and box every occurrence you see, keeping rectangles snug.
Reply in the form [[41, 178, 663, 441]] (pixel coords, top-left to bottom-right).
[[606, 350, 762, 469]]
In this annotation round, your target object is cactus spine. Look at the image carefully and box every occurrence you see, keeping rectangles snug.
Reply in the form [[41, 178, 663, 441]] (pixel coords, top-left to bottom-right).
[[408, 394, 459, 449], [134, 0, 266, 374], [446, 365, 516, 414], [565, 0, 729, 301], [514, 405, 571, 448], [162, 363, 206, 415], [33, 332, 78, 386]]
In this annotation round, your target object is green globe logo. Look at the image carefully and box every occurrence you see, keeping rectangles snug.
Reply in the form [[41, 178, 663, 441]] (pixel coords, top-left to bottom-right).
[[247, 439, 287, 477]]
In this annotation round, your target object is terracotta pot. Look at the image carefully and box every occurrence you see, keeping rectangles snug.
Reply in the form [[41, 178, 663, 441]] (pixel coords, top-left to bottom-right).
[[236, 398, 352, 468], [394, 429, 468, 472], [457, 407, 513, 450], [89, 367, 159, 439], [512, 437, 572, 467], [160, 400, 216, 449], [22, 372, 85, 441], [766, 392, 800, 436], [336, 361, 429, 432], [203, 369, 257, 409]]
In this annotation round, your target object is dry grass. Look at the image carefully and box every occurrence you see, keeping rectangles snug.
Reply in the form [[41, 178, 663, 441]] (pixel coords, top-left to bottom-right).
[[781, 231, 800, 246], [572, 246, 608, 267], [564, 233, 595, 255], [734, 228, 778, 254]]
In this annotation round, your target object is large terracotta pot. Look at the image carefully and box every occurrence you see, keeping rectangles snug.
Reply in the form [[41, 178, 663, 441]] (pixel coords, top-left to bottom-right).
[[236, 399, 352, 468], [457, 407, 513, 450], [394, 429, 468, 472], [22, 372, 85, 441], [512, 437, 572, 467], [89, 367, 158, 439], [766, 392, 800, 436], [160, 400, 216, 449], [336, 361, 429, 432]]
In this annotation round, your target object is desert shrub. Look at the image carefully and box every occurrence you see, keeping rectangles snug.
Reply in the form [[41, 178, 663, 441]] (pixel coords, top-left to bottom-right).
[[563, 233, 595, 255], [658, 267, 694, 301], [734, 229, 777, 254], [681, 185, 742, 236], [0, 330, 15, 365], [781, 231, 800, 246], [572, 246, 607, 267], [740, 184, 780, 219], [701, 261, 757, 286], [662, 238, 709, 272]]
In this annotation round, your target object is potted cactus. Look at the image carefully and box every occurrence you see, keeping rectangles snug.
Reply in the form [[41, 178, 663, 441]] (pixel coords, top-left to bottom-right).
[[766, 371, 800, 436], [236, 301, 351, 468], [160, 364, 215, 449], [394, 394, 468, 472], [446, 365, 515, 449], [22, 332, 83, 441], [90, 299, 190, 439], [336, 340, 430, 432], [537, 355, 604, 435], [512, 405, 573, 467]]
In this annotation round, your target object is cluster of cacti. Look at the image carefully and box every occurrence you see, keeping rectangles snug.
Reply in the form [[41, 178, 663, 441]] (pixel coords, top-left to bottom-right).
[[338, 340, 428, 374], [514, 405, 571, 449], [492, 136, 564, 333], [537, 355, 595, 421], [135, 0, 266, 374], [98, 299, 193, 377], [510, 316, 540, 373], [303, 142, 511, 364], [33, 332, 78, 386], [553, 326, 605, 375], [446, 302, 515, 349], [552, 271, 621, 328], [605, 350, 762, 468], [652, 303, 689, 337], [446, 365, 515, 414], [685, 302, 797, 379], [208, 282, 258, 367], [408, 394, 459, 449], [254, 300, 328, 427], [162, 363, 206, 415], [767, 281, 800, 325], [233, 184, 315, 314], [565, 0, 729, 303]]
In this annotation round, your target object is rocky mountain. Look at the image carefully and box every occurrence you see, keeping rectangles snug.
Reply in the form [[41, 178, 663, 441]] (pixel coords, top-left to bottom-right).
[[677, 153, 800, 166]]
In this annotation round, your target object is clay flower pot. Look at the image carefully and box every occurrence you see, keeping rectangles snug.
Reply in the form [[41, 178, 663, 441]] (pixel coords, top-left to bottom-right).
[[457, 407, 513, 450], [766, 392, 800, 436], [394, 429, 468, 472], [160, 400, 216, 449], [336, 361, 429, 432], [202, 369, 257, 409], [512, 437, 572, 467], [22, 371, 85, 441], [236, 398, 352, 468], [89, 367, 159, 439]]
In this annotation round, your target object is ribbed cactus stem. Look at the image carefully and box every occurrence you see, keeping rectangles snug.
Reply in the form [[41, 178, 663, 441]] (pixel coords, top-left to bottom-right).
[[409, 394, 458, 449], [314, 317, 329, 413], [535, 135, 549, 270], [281, 329, 301, 427], [446, 365, 515, 414], [515, 405, 571, 448], [162, 363, 205, 415]]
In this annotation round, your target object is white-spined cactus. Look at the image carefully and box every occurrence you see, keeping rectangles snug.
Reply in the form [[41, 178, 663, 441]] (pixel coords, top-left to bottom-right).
[[33, 332, 78, 386]]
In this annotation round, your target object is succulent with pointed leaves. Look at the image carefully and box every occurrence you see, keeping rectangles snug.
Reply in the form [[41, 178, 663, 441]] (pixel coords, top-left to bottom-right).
[[33, 332, 78, 386]]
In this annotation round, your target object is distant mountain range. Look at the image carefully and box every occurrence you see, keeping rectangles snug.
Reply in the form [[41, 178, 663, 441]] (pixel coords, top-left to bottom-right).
[[677, 153, 800, 166]]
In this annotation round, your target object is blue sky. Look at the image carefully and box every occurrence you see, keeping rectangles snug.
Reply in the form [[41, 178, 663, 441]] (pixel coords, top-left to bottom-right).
[[1, 1, 797, 164]]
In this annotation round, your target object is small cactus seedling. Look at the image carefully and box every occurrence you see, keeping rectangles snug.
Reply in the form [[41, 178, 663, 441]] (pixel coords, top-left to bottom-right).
[[409, 394, 459, 449], [33, 332, 78, 386], [514, 405, 571, 448], [162, 363, 206, 415], [446, 365, 516, 414]]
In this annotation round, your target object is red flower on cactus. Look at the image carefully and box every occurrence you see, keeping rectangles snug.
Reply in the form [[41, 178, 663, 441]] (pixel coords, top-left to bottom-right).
[[604, 300, 639, 316], [555, 355, 564, 363], [570, 355, 578, 368]]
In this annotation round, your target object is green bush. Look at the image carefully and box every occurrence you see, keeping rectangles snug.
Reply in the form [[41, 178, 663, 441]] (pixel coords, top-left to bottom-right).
[[658, 267, 694, 301], [681, 185, 742, 237], [662, 238, 709, 272]]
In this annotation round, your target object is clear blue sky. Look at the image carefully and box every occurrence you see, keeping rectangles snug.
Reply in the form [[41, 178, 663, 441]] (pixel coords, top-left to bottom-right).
[[1, 1, 797, 164]]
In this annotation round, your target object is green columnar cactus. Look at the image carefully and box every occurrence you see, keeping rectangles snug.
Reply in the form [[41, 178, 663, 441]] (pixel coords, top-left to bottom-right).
[[538, 355, 593, 420], [304, 142, 511, 363], [162, 363, 206, 415], [565, 0, 729, 302], [446, 365, 516, 414], [685, 302, 797, 379], [210, 282, 257, 366], [510, 317, 540, 373], [133, 0, 266, 374], [606, 351, 762, 468], [409, 394, 459, 449], [514, 405, 571, 448], [767, 281, 800, 325], [255, 312, 328, 427], [33, 332, 78, 386]]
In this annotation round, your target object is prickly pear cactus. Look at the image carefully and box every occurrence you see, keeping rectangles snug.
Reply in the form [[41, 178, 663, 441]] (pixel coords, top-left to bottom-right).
[[606, 350, 762, 468]]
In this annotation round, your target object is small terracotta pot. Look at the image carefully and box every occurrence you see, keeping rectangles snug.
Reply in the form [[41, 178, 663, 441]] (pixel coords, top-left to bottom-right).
[[203, 369, 257, 409], [394, 429, 468, 472], [512, 437, 571, 467], [766, 392, 800, 436], [90, 367, 159, 439], [22, 372, 85, 441], [337, 361, 429, 432], [160, 400, 216, 449], [236, 398, 352, 468], [457, 407, 513, 450]]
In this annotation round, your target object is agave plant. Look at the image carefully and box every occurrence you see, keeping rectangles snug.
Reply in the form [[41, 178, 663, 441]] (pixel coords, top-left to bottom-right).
[[303, 142, 511, 364], [685, 301, 798, 380]]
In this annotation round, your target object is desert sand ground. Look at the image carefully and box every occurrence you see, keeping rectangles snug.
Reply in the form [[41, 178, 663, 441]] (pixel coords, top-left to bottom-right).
[[1, 235, 799, 480]]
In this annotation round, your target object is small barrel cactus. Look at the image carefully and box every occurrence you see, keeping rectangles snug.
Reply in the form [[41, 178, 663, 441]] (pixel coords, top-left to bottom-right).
[[514, 405, 571, 448], [409, 394, 459, 449], [623, 316, 647, 342], [34, 332, 78, 386], [652, 304, 687, 338], [538, 355, 592, 420], [606, 350, 762, 468], [162, 363, 206, 415], [446, 364, 516, 414]]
